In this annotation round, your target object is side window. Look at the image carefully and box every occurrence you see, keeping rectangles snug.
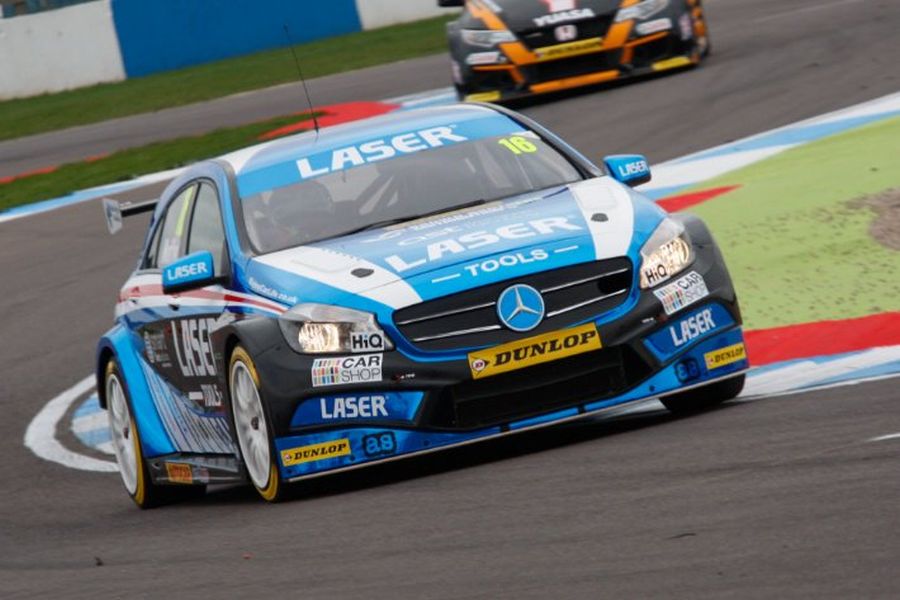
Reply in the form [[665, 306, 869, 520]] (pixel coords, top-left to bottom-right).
[[143, 219, 164, 269], [187, 183, 228, 277], [156, 185, 197, 268]]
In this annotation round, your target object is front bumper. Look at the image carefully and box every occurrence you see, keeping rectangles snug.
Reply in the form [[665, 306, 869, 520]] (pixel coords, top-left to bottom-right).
[[454, 8, 707, 102], [251, 225, 747, 482], [275, 329, 746, 482]]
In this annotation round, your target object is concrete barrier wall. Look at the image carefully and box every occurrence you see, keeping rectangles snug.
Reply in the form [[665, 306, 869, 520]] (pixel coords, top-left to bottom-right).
[[0, 0, 125, 99], [355, 0, 458, 30], [0, 0, 459, 99], [111, 0, 363, 78]]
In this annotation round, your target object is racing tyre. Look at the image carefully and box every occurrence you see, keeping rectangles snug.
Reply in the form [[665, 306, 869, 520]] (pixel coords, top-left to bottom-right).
[[660, 374, 744, 414], [105, 361, 206, 508], [692, 1, 711, 58], [229, 346, 284, 502]]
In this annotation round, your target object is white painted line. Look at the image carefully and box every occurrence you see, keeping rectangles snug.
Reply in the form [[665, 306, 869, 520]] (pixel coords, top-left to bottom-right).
[[643, 145, 794, 191], [868, 432, 900, 443], [662, 91, 900, 166], [387, 86, 455, 106], [742, 346, 900, 397], [739, 371, 900, 401], [24, 375, 117, 473], [431, 273, 461, 283], [71, 410, 106, 433]]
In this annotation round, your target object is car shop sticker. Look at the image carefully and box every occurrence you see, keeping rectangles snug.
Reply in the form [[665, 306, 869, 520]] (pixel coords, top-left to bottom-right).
[[311, 354, 382, 387], [653, 271, 709, 315], [468, 323, 601, 380], [165, 462, 193, 484], [703, 343, 747, 371], [281, 439, 351, 467]]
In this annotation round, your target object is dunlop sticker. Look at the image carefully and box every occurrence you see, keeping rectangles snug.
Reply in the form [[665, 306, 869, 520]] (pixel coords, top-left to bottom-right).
[[281, 438, 351, 467], [468, 323, 601, 380], [703, 343, 747, 371]]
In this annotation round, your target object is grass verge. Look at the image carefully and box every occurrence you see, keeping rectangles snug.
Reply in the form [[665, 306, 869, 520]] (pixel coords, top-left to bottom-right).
[[0, 15, 454, 142], [0, 113, 316, 211], [690, 116, 900, 330]]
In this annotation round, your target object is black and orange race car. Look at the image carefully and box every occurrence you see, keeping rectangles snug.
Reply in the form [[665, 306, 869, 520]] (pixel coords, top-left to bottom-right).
[[438, 0, 710, 101]]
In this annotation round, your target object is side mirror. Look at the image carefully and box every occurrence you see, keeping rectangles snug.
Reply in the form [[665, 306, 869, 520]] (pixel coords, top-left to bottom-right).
[[603, 154, 651, 187], [162, 251, 217, 294], [437, 0, 464, 6]]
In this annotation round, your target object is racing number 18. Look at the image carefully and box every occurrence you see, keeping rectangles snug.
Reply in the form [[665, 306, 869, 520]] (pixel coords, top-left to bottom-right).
[[498, 136, 538, 155]]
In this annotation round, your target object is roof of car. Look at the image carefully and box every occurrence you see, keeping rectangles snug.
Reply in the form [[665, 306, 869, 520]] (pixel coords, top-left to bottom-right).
[[218, 103, 520, 197]]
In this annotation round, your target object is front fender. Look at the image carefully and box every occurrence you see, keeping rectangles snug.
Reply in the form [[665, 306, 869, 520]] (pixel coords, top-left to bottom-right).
[[96, 324, 176, 457]]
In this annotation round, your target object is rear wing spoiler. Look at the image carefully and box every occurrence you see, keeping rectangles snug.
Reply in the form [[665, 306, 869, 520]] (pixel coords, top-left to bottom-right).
[[102, 197, 157, 234]]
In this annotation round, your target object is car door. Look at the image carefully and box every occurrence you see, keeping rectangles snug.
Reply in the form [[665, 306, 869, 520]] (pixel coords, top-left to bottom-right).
[[142, 180, 236, 455]]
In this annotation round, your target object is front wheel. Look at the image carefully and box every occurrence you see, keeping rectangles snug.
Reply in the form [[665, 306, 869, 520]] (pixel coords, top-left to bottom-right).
[[660, 374, 745, 414], [229, 346, 284, 502], [106, 361, 205, 508], [691, 0, 711, 58]]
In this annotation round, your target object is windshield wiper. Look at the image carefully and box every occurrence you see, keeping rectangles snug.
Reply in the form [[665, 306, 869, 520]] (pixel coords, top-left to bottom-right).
[[331, 198, 492, 239]]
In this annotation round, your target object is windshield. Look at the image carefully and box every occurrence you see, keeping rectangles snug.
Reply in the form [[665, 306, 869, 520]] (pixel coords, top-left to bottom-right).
[[241, 131, 583, 254]]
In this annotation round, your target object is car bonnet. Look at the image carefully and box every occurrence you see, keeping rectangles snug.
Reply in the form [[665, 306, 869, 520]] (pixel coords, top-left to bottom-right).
[[245, 177, 665, 313]]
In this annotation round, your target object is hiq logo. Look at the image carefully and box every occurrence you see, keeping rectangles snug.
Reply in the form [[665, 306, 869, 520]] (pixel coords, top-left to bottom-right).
[[350, 332, 385, 353]]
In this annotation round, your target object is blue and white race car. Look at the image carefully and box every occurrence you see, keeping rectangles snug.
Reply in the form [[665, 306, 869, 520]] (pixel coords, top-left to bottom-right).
[[97, 103, 748, 506]]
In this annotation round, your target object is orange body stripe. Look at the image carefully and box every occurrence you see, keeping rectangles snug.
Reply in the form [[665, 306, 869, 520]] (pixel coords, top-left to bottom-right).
[[620, 31, 669, 63], [530, 70, 620, 94]]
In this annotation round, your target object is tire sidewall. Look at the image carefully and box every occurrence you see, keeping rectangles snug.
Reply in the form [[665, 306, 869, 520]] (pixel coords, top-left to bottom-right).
[[227, 345, 283, 501], [105, 360, 150, 506]]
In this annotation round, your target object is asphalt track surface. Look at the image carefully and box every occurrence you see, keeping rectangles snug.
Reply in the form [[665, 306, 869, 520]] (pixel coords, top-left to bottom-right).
[[2, 0, 899, 597]]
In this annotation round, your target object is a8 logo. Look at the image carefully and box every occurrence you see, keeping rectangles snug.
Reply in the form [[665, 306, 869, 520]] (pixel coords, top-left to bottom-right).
[[363, 432, 397, 458], [675, 358, 702, 383]]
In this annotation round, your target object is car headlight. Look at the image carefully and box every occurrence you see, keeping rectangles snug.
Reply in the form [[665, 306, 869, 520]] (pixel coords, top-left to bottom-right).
[[639, 218, 693, 289], [615, 0, 670, 22], [461, 28, 516, 48], [278, 304, 393, 354]]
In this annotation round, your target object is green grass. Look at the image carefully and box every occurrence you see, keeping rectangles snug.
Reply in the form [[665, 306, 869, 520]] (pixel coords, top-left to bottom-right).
[[0, 113, 317, 211], [689, 116, 900, 330], [0, 15, 455, 142]]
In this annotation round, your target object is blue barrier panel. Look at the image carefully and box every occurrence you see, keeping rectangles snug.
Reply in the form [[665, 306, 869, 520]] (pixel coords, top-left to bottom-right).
[[112, 0, 362, 78]]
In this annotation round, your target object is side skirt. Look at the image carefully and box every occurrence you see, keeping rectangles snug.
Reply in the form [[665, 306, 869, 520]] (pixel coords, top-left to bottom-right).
[[147, 453, 245, 486]]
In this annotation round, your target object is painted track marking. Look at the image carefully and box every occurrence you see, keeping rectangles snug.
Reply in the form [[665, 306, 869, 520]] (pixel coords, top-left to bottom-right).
[[867, 433, 900, 443], [24, 375, 118, 473]]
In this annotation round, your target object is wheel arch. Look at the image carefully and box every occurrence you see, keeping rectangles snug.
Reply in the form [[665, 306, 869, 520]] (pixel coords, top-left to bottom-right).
[[96, 324, 177, 457]]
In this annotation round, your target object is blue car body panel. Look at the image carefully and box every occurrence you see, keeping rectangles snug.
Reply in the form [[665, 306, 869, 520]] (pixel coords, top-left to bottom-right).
[[96, 103, 747, 488]]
